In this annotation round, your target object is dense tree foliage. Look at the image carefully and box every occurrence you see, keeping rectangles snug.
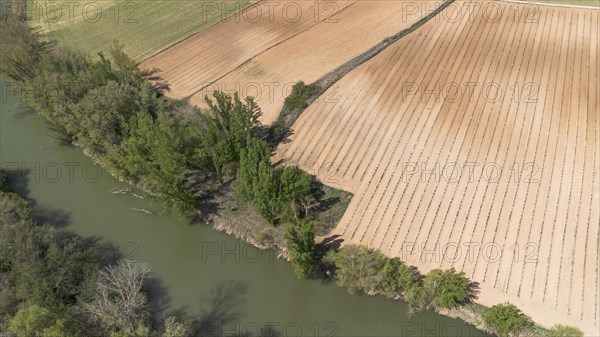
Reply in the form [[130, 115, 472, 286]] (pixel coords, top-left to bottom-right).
[[422, 268, 471, 309], [377, 257, 419, 299], [330, 245, 386, 294], [1, 18, 208, 216], [200, 92, 263, 180], [327, 245, 475, 312], [235, 139, 279, 223], [284, 220, 316, 279], [483, 303, 533, 337], [236, 140, 313, 225], [0, 17, 52, 82], [279, 166, 313, 221], [9, 304, 71, 337]]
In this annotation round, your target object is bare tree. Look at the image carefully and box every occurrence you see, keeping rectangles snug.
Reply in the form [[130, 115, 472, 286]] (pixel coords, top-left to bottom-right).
[[84, 259, 151, 335], [162, 316, 188, 337], [300, 195, 320, 217]]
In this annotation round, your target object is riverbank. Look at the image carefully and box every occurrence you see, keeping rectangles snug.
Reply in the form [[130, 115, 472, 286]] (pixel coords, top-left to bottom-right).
[[1, 77, 495, 337]]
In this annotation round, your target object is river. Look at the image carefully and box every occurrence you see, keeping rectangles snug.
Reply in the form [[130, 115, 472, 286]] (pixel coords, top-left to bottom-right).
[[0, 76, 491, 336]]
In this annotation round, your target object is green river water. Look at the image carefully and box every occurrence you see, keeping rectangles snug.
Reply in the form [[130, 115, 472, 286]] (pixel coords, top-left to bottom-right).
[[0, 77, 491, 337]]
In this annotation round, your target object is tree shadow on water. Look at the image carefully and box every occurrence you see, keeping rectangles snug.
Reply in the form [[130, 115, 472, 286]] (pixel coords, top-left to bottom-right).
[[145, 276, 174, 329], [190, 281, 251, 337], [1, 167, 72, 228], [33, 203, 71, 228], [2, 167, 31, 198], [7, 102, 36, 119]]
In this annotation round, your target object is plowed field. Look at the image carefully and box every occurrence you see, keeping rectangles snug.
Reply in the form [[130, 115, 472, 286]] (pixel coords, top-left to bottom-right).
[[188, 0, 436, 123], [140, 0, 355, 99], [276, 1, 599, 333]]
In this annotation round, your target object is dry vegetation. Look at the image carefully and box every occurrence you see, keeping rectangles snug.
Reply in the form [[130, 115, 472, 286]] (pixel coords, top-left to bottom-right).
[[275, 1, 599, 333]]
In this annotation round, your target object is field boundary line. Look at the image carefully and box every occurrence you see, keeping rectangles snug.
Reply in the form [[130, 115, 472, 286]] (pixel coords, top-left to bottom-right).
[[269, 0, 456, 145], [494, 0, 600, 10], [184, 1, 359, 99], [136, 0, 261, 63], [313, 0, 456, 91]]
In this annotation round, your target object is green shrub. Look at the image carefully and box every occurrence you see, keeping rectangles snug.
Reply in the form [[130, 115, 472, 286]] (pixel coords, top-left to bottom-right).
[[283, 81, 320, 110], [236, 139, 280, 223], [404, 284, 428, 309], [333, 245, 385, 294], [423, 268, 471, 309], [483, 302, 533, 337], [284, 220, 316, 279], [279, 166, 313, 221], [236, 141, 316, 225], [201, 91, 263, 180], [377, 257, 419, 298], [9, 305, 69, 337], [0, 17, 52, 82]]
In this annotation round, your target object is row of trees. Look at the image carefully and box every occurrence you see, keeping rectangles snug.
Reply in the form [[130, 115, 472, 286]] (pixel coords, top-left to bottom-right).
[[325, 245, 472, 309], [283, 221, 316, 278], [324, 244, 584, 337], [1, 16, 212, 216], [0, 15, 322, 334], [0, 16, 317, 221]]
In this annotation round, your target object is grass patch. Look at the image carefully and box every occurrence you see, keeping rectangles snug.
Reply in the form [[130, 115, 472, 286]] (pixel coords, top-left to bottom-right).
[[27, 0, 250, 61], [312, 183, 353, 236]]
